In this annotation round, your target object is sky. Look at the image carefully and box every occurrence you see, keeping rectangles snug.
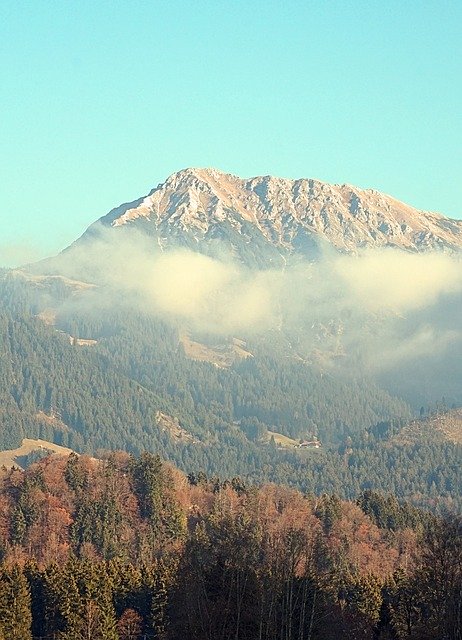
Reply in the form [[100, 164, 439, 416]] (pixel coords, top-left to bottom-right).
[[1, 0, 461, 266]]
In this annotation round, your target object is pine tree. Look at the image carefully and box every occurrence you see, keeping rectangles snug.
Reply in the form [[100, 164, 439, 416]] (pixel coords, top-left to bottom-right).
[[386, 569, 421, 639], [150, 570, 168, 640], [0, 565, 32, 640], [10, 505, 27, 545], [43, 561, 82, 638]]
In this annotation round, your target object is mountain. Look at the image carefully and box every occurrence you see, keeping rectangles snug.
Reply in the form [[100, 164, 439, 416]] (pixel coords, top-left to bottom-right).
[[2, 168, 461, 512], [11, 167, 462, 411], [71, 167, 462, 265]]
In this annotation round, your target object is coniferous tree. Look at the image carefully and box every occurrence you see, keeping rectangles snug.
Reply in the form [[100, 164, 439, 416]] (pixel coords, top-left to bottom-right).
[[0, 565, 32, 640]]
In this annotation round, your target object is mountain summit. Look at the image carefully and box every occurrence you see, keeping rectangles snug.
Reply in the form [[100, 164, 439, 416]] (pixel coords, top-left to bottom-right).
[[33, 168, 461, 278], [80, 167, 462, 260]]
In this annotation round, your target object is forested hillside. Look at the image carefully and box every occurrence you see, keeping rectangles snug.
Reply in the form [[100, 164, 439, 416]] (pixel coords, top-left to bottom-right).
[[1, 272, 461, 512], [0, 452, 460, 639]]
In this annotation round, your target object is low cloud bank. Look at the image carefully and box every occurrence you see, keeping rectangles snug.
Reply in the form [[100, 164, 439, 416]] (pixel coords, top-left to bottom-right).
[[35, 227, 462, 402]]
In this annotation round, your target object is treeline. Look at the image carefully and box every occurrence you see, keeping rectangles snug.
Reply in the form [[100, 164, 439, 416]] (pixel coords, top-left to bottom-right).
[[0, 452, 460, 639]]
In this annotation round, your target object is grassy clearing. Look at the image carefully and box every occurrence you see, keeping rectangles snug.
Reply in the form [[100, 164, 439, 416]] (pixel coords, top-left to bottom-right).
[[179, 332, 252, 368], [0, 438, 74, 470], [267, 430, 300, 448]]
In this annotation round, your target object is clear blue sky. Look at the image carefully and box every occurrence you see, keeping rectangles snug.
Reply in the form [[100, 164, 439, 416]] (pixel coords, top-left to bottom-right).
[[1, 0, 461, 266]]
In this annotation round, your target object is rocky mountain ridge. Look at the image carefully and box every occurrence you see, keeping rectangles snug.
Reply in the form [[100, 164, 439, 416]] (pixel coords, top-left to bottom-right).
[[89, 167, 462, 257]]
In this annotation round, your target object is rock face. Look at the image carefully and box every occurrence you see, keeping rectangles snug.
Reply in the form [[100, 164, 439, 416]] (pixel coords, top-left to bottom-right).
[[85, 167, 462, 262]]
